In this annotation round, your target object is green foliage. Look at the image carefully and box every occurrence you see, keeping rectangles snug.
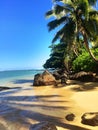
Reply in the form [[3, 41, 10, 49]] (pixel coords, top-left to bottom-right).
[[72, 48, 98, 72], [43, 42, 77, 70], [45, 0, 98, 62], [46, 0, 98, 44], [43, 43, 66, 69], [44, 0, 98, 71]]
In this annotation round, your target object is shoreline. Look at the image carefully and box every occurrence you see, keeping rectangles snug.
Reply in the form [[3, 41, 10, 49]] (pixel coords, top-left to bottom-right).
[[0, 79, 98, 130]]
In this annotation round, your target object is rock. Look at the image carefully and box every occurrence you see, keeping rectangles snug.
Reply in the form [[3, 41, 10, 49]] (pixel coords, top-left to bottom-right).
[[30, 121, 57, 130], [33, 74, 42, 86], [33, 70, 56, 86], [53, 69, 68, 84], [69, 71, 96, 82], [81, 112, 98, 126], [53, 71, 61, 80], [65, 113, 75, 121], [0, 86, 11, 91]]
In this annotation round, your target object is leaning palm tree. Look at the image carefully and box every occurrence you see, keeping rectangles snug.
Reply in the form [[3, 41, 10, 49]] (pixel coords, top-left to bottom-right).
[[46, 0, 98, 62]]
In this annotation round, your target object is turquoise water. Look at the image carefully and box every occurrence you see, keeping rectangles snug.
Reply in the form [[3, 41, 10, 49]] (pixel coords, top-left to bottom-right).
[[0, 69, 44, 85]]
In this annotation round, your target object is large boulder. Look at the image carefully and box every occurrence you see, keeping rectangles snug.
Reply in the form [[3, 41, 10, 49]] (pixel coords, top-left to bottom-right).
[[69, 71, 96, 82], [81, 112, 98, 126], [33, 70, 56, 86], [30, 121, 57, 130]]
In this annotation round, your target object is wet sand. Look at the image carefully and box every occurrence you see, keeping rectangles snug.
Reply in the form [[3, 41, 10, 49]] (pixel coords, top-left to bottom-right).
[[0, 79, 98, 130]]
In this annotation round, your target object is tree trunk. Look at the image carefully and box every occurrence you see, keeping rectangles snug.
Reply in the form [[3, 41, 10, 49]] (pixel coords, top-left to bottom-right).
[[82, 31, 98, 63]]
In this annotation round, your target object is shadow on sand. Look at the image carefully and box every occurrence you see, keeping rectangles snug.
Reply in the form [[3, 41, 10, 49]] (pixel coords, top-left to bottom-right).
[[0, 106, 90, 130], [70, 82, 98, 92], [0, 92, 91, 130], [0, 87, 22, 96]]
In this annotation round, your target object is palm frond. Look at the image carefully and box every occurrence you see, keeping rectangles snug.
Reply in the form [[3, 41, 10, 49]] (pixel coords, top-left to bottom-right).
[[47, 16, 67, 31], [89, 10, 98, 17], [52, 29, 63, 43], [52, 0, 63, 2], [45, 10, 53, 18], [54, 4, 65, 15], [53, 4, 74, 18], [53, 0, 71, 3], [64, 3, 74, 12], [61, 20, 76, 43], [88, 0, 97, 6], [74, 0, 97, 6], [83, 18, 98, 42], [52, 19, 76, 43], [76, 0, 89, 20], [90, 19, 98, 35]]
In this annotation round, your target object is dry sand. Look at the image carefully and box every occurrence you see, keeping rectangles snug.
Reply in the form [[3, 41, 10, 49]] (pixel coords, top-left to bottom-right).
[[0, 79, 98, 130]]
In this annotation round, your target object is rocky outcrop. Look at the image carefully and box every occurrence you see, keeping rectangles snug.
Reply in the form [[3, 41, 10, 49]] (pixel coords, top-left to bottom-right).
[[69, 71, 96, 82], [0, 86, 11, 91], [53, 69, 68, 85], [30, 121, 57, 130], [33, 70, 56, 86], [53, 71, 61, 80], [81, 112, 98, 126], [65, 113, 75, 121]]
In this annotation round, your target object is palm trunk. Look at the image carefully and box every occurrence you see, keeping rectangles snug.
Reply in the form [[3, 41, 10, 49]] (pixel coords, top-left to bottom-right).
[[82, 31, 98, 63]]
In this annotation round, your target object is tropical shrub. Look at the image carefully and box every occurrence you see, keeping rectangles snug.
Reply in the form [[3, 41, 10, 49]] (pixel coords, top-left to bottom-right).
[[72, 48, 98, 72]]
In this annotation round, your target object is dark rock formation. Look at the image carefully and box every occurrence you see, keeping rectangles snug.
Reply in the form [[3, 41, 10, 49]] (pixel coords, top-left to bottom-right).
[[53, 69, 68, 84], [33, 70, 56, 86], [65, 113, 75, 121], [81, 112, 98, 126], [53, 71, 61, 80], [0, 86, 11, 91], [69, 71, 96, 82], [30, 121, 57, 130]]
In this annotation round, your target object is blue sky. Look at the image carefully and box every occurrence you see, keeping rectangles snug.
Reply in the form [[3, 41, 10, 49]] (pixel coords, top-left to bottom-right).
[[0, 1, 98, 71], [0, 0, 54, 70]]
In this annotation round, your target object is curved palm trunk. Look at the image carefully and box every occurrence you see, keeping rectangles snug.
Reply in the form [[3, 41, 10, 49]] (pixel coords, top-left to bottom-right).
[[82, 31, 98, 63], [72, 44, 79, 57]]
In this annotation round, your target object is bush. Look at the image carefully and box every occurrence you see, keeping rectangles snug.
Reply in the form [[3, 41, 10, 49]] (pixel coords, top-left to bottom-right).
[[72, 48, 98, 72]]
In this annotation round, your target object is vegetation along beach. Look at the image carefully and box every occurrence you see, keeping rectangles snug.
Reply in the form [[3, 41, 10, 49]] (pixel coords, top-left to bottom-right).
[[0, 0, 98, 130]]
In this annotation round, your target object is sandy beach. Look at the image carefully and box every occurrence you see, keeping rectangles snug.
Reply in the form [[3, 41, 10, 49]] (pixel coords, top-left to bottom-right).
[[0, 79, 98, 130]]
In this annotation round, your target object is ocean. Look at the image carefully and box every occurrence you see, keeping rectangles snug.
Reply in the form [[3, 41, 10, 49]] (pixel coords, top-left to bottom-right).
[[0, 69, 44, 86]]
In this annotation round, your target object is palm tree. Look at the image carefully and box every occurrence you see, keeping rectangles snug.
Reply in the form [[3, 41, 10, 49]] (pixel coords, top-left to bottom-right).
[[46, 0, 98, 62], [43, 43, 68, 69], [44, 42, 77, 72]]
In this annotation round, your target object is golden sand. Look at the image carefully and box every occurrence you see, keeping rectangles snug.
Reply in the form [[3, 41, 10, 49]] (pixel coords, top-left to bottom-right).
[[0, 79, 98, 130]]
